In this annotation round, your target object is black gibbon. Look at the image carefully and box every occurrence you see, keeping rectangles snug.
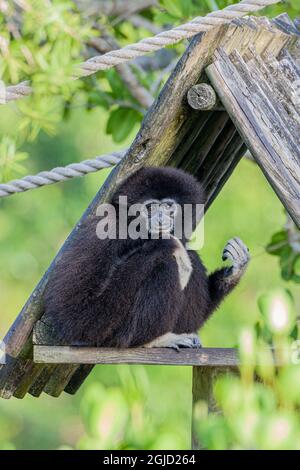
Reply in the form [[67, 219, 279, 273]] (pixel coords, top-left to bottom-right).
[[43, 167, 249, 349]]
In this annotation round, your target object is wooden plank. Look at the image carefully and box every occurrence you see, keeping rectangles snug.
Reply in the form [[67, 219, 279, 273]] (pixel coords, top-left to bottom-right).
[[272, 13, 300, 37], [230, 49, 300, 156], [127, 25, 229, 168], [204, 136, 247, 209], [11, 320, 72, 398], [198, 120, 238, 188], [181, 112, 230, 175], [64, 365, 94, 395], [206, 48, 300, 227], [13, 363, 45, 399], [28, 365, 56, 397], [245, 47, 300, 129], [34, 346, 239, 367], [43, 364, 78, 398]]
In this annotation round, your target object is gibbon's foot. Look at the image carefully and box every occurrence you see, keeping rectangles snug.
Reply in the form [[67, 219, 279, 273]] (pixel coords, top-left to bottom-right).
[[222, 237, 249, 277], [144, 332, 201, 351]]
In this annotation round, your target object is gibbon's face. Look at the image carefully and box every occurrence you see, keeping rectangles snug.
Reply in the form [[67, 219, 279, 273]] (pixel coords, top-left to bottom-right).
[[112, 166, 205, 241], [141, 198, 178, 236]]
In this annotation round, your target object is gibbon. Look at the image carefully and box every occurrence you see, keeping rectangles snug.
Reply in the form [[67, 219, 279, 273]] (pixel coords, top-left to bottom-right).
[[43, 167, 249, 349]]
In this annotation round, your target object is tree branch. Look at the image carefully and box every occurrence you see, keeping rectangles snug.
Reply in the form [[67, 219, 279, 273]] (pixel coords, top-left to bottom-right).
[[88, 32, 154, 109], [75, 0, 158, 17], [130, 14, 162, 34]]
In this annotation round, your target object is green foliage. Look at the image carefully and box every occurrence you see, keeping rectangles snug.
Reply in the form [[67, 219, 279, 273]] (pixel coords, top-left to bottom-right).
[[0, 136, 28, 182], [106, 108, 142, 143], [267, 224, 300, 283], [0, 0, 93, 141]]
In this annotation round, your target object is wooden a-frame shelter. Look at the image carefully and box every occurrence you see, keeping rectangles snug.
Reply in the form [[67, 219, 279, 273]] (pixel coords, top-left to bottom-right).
[[0, 13, 299, 422]]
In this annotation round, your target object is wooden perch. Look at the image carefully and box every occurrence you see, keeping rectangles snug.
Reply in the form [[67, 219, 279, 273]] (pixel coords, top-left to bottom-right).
[[33, 346, 239, 366]]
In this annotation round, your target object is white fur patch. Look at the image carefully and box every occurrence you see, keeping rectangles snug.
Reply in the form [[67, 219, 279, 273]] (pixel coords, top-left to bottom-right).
[[171, 236, 192, 290]]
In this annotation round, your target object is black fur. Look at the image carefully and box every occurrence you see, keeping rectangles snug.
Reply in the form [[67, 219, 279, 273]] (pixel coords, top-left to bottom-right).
[[43, 167, 243, 347]]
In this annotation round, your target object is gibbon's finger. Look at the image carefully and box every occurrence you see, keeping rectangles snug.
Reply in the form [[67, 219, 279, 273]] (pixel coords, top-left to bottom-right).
[[227, 241, 241, 258], [233, 236, 249, 254], [232, 239, 250, 265], [222, 248, 235, 261]]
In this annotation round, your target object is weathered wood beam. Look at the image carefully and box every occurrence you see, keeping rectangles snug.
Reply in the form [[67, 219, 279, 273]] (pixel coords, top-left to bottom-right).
[[201, 131, 247, 209], [206, 47, 300, 227], [199, 120, 237, 185], [34, 346, 239, 366], [28, 365, 56, 397], [64, 365, 94, 395], [272, 13, 300, 37], [181, 112, 230, 175]]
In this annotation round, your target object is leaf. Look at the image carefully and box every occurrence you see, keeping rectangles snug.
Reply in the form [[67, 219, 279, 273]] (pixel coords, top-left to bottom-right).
[[290, 0, 300, 12], [266, 230, 288, 256], [266, 226, 300, 284], [159, 0, 183, 18], [153, 11, 178, 25], [87, 91, 110, 110], [106, 108, 141, 143]]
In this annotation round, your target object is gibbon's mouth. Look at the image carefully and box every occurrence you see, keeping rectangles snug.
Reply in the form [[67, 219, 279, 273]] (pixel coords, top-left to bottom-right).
[[148, 219, 174, 235]]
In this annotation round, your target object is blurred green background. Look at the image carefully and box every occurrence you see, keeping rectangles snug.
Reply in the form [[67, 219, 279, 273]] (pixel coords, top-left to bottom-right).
[[0, 0, 299, 450]]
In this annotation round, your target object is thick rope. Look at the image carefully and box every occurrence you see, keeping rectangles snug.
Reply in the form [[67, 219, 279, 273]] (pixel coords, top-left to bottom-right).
[[2, 0, 281, 103], [0, 0, 281, 198], [0, 150, 126, 198]]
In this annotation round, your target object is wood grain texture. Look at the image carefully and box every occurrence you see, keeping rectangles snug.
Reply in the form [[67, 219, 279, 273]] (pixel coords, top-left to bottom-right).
[[206, 46, 300, 227], [34, 346, 239, 367]]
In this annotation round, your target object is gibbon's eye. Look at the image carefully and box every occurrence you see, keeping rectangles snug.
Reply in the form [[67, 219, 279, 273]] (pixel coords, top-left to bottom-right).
[[161, 199, 178, 216], [142, 199, 161, 216]]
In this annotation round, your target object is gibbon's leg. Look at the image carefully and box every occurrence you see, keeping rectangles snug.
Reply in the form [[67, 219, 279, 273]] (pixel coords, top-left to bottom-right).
[[207, 237, 249, 314], [144, 332, 201, 350]]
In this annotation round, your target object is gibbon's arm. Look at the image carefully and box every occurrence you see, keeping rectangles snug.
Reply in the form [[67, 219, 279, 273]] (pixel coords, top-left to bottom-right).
[[173, 237, 249, 338], [207, 237, 249, 315]]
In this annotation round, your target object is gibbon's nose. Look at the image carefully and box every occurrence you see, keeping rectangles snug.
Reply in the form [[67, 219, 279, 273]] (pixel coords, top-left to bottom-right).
[[156, 212, 173, 231], [158, 211, 169, 226]]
